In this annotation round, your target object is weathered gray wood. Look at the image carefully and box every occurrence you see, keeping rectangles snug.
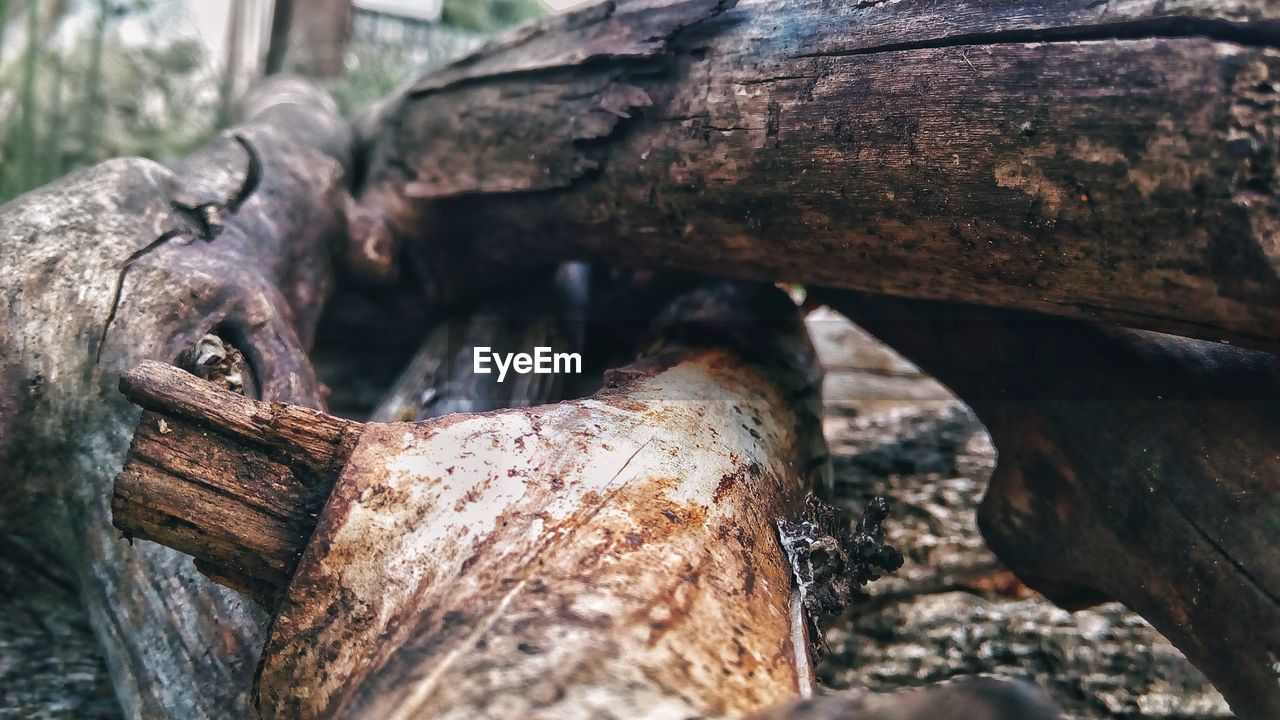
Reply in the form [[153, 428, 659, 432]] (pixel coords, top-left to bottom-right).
[[0, 77, 352, 718], [356, 0, 1280, 348], [0, 541, 121, 720]]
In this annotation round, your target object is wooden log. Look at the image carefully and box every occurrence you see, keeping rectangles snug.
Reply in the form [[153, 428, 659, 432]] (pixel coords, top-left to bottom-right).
[[355, 0, 1280, 348], [0, 77, 352, 717], [112, 285, 905, 719], [808, 330, 1231, 720], [114, 364, 359, 606], [265, 0, 353, 78], [817, 289, 1280, 720]]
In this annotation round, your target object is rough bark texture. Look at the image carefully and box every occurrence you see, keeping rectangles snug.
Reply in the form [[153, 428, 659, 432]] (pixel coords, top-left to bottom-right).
[[357, 0, 1280, 349], [114, 364, 360, 607], [0, 77, 352, 718], [818, 290, 1279, 719], [112, 284, 831, 719]]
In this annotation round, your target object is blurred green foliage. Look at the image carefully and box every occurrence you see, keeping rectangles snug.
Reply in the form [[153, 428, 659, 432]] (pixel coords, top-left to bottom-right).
[[0, 0, 220, 201], [0, 0, 548, 204], [441, 0, 545, 33], [328, 22, 485, 117]]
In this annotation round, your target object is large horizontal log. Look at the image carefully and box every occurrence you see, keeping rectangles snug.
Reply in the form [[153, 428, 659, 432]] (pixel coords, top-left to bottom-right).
[[0, 77, 352, 717], [356, 0, 1280, 348], [818, 289, 1280, 720]]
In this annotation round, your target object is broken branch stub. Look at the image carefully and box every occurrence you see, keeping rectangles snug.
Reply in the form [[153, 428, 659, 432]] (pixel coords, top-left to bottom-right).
[[114, 285, 882, 718], [114, 362, 359, 606]]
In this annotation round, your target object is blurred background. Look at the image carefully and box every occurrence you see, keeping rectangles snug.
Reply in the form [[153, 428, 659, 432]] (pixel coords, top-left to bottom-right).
[[0, 0, 591, 204]]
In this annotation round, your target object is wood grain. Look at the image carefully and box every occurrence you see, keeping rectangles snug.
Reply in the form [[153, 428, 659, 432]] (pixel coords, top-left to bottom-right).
[[358, 0, 1280, 348], [113, 358, 360, 606]]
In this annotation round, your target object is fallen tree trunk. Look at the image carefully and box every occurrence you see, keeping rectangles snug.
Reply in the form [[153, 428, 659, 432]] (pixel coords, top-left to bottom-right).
[[0, 77, 352, 717], [355, 0, 1280, 349], [817, 290, 1280, 720], [111, 285, 904, 719]]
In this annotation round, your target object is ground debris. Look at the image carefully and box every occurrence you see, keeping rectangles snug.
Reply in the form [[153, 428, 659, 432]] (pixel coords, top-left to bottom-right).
[[178, 334, 249, 395]]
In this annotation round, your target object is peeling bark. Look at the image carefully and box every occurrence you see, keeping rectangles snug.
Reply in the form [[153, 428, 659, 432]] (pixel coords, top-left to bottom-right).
[[818, 289, 1280, 720], [358, 0, 1280, 348], [0, 77, 352, 718]]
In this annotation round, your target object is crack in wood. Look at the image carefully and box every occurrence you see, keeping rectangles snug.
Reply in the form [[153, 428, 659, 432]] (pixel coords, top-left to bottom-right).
[[790, 16, 1280, 60], [95, 134, 262, 363], [1164, 493, 1280, 608]]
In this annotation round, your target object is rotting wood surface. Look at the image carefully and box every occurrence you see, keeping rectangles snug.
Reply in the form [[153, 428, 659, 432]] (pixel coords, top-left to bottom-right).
[[357, 0, 1280, 348]]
